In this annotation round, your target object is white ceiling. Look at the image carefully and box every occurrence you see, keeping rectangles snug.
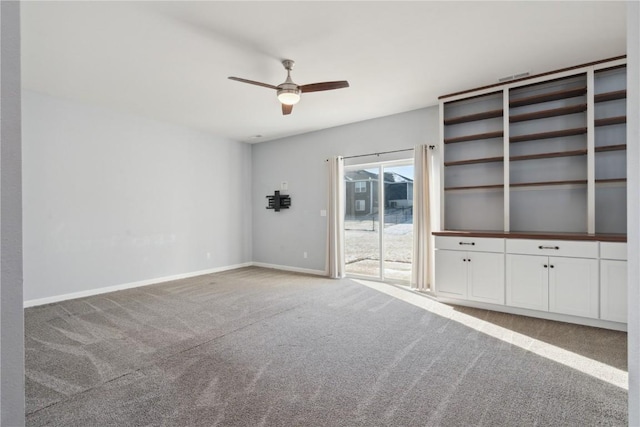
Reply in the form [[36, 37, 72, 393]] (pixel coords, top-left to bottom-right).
[[21, 1, 627, 143]]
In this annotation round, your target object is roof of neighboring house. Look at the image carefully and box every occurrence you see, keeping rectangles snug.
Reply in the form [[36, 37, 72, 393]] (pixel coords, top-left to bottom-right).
[[345, 170, 412, 183], [344, 170, 378, 182], [383, 172, 412, 183]]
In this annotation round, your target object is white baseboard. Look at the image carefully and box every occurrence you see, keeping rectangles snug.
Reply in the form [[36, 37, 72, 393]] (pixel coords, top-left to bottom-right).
[[23, 262, 253, 308], [434, 295, 627, 332], [251, 262, 327, 277]]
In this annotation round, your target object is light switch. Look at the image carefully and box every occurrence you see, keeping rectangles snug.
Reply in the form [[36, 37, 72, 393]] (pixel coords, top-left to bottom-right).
[[320, 210, 327, 217]]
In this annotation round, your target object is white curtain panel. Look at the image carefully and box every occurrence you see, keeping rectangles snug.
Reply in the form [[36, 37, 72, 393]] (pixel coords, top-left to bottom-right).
[[327, 156, 345, 278], [411, 145, 432, 291]]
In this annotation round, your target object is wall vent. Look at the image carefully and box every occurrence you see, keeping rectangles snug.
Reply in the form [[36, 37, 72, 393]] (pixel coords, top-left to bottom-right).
[[498, 72, 530, 83]]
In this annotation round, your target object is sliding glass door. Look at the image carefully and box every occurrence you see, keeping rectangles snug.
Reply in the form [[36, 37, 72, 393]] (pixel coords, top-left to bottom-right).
[[344, 161, 414, 283]]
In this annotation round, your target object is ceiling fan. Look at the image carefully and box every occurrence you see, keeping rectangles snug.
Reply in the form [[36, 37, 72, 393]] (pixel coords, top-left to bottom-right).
[[228, 59, 349, 115]]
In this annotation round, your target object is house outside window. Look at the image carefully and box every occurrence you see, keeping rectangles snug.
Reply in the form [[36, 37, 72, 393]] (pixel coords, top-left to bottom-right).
[[355, 200, 365, 211], [355, 181, 367, 193]]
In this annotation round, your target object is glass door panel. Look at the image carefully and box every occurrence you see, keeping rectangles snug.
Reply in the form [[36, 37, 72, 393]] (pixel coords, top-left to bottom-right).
[[383, 164, 414, 283], [344, 167, 380, 278]]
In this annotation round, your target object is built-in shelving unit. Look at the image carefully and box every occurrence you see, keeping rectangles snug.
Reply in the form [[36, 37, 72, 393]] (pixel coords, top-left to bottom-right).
[[438, 55, 627, 235], [435, 56, 627, 330], [442, 90, 504, 230], [594, 64, 627, 234], [508, 73, 589, 233]]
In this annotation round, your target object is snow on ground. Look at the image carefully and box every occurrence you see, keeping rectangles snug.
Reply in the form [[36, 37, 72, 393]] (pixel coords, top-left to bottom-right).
[[344, 217, 412, 282]]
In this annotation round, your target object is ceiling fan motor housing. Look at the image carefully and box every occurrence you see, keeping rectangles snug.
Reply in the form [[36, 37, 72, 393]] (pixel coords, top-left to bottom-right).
[[277, 59, 301, 105]]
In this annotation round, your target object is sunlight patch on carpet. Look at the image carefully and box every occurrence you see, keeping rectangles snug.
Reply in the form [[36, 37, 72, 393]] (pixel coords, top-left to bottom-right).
[[352, 279, 628, 390]]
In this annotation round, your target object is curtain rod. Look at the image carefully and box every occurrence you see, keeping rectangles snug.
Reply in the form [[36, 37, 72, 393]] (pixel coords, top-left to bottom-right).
[[342, 148, 413, 160], [325, 146, 436, 162]]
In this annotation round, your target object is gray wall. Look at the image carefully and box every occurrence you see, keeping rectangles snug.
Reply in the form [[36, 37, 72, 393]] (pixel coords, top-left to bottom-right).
[[1, 1, 25, 424], [251, 107, 438, 272], [22, 91, 253, 302]]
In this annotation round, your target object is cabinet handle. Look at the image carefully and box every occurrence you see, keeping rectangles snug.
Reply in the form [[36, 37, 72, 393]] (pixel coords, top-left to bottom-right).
[[550, 265, 554, 268], [538, 245, 559, 250], [459, 242, 475, 246], [543, 264, 548, 268]]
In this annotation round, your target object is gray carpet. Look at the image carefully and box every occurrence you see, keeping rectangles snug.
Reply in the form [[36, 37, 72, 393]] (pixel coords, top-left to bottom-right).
[[25, 267, 627, 426]]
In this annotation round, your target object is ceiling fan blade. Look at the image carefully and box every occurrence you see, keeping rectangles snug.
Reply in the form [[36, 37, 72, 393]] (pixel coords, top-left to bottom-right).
[[282, 104, 293, 115], [300, 81, 349, 93], [228, 77, 278, 90]]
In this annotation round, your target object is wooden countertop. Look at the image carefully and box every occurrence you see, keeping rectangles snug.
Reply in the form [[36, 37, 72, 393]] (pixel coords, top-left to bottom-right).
[[432, 230, 627, 242]]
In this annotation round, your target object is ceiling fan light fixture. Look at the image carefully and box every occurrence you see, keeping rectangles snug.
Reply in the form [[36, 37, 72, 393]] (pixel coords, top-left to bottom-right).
[[228, 59, 348, 115], [277, 88, 301, 105]]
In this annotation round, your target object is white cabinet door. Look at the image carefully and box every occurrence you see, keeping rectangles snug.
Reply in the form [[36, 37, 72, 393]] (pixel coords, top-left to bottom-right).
[[548, 257, 598, 319], [467, 251, 505, 305], [506, 254, 548, 311], [600, 260, 627, 323], [435, 250, 467, 298]]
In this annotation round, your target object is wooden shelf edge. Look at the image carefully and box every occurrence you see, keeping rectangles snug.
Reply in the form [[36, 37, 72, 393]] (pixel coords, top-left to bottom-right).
[[596, 178, 627, 184], [595, 116, 626, 127], [510, 180, 587, 188], [444, 109, 503, 125], [510, 127, 587, 143], [595, 90, 627, 103], [444, 156, 504, 167], [444, 184, 504, 191], [595, 144, 627, 153], [510, 149, 587, 162], [444, 131, 504, 144], [432, 230, 627, 242], [596, 64, 627, 73], [510, 87, 586, 108], [446, 178, 626, 191], [510, 104, 587, 123]]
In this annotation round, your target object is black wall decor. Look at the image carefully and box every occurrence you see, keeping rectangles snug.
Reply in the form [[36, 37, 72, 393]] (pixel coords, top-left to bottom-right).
[[266, 190, 291, 212]]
